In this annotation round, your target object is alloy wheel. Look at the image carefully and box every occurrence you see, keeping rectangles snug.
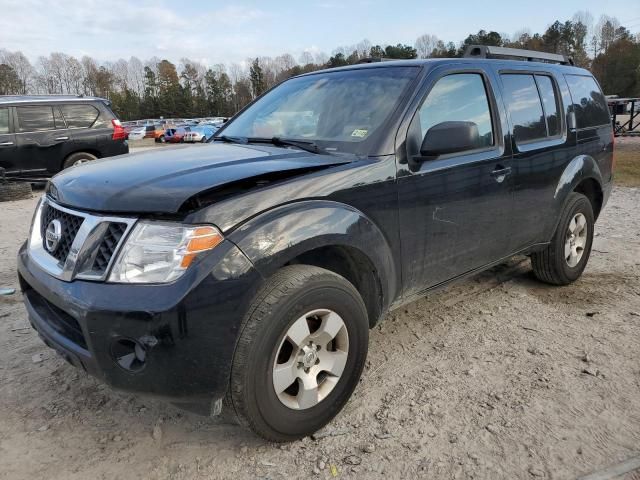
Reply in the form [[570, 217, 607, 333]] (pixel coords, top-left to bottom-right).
[[272, 309, 349, 410], [565, 212, 588, 267]]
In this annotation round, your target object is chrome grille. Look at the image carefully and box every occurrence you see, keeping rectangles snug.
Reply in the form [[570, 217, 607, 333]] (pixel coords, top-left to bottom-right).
[[40, 203, 84, 264], [91, 222, 128, 274], [29, 197, 136, 282]]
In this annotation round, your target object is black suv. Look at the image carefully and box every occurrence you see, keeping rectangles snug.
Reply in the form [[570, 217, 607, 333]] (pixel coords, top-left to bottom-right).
[[17, 47, 614, 441], [0, 95, 128, 178]]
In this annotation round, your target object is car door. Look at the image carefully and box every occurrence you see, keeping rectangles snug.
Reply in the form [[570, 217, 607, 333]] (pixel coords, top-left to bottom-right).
[[496, 69, 575, 251], [60, 103, 103, 162], [14, 104, 72, 177], [396, 67, 514, 296], [0, 106, 17, 175]]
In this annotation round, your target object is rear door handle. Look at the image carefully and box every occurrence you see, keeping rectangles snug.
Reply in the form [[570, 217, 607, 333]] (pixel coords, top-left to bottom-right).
[[490, 166, 512, 183], [0, 141, 14, 146], [54, 136, 69, 141]]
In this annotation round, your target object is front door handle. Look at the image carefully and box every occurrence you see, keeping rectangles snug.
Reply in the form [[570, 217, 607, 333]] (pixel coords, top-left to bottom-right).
[[490, 166, 512, 183], [0, 141, 14, 146], [54, 136, 69, 141]]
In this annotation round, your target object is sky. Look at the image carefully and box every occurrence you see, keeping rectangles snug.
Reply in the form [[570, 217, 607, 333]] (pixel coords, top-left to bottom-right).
[[0, 0, 637, 67]]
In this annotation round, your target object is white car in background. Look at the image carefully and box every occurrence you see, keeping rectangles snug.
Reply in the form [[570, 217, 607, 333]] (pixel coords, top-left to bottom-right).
[[183, 125, 218, 143], [127, 127, 146, 141]]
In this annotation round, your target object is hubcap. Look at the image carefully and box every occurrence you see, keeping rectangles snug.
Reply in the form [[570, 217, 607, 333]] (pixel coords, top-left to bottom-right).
[[73, 158, 91, 166], [565, 213, 588, 267], [272, 309, 349, 410]]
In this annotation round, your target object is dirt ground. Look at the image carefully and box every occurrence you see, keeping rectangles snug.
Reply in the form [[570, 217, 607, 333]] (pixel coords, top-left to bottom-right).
[[1, 180, 640, 479]]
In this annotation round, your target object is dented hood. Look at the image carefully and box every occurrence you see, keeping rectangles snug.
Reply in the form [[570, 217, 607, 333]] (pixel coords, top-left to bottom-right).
[[49, 143, 352, 214]]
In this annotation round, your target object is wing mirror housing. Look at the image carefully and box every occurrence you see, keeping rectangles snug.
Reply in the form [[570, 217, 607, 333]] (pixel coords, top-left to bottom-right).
[[419, 121, 480, 157]]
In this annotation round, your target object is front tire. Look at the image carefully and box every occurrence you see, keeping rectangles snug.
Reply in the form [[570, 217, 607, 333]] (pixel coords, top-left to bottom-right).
[[228, 265, 369, 441], [531, 192, 594, 285]]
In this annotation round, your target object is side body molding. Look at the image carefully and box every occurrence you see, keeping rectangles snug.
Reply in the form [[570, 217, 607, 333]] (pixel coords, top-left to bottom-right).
[[228, 200, 398, 318]]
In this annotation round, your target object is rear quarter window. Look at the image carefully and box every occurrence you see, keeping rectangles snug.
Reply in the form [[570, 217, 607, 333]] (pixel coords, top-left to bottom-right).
[[61, 104, 100, 128], [564, 75, 610, 129]]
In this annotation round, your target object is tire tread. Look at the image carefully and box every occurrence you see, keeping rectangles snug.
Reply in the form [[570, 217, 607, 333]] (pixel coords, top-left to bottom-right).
[[531, 192, 593, 285], [228, 265, 365, 441]]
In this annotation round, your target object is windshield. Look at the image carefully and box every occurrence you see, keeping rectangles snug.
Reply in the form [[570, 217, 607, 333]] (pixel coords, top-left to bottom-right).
[[218, 66, 419, 154]]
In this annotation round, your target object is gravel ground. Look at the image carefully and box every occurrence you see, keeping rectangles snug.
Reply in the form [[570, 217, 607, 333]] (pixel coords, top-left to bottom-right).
[[0, 186, 639, 480]]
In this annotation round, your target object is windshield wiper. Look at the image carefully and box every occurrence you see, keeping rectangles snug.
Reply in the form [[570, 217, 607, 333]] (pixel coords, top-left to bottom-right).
[[249, 137, 324, 155], [213, 135, 248, 144]]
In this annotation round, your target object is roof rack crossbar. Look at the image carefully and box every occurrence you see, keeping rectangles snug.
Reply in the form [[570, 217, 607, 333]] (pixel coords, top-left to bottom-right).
[[463, 45, 574, 66]]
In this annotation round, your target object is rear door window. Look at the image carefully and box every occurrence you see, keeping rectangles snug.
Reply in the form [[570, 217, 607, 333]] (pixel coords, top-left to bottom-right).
[[60, 104, 100, 128], [53, 107, 66, 129], [534, 75, 560, 137], [500, 74, 546, 143], [0, 108, 9, 134], [17, 106, 56, 132], [564, 75, 610, 128]]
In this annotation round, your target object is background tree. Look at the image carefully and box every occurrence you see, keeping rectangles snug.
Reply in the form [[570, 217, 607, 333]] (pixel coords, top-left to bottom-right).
[[249, 58, 265, 98], [0, 64, 21, 94], [415, 34, 440, 58]]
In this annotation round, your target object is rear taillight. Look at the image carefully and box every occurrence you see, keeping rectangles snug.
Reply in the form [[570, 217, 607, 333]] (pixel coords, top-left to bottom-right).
[[112, 119, 126, 141]]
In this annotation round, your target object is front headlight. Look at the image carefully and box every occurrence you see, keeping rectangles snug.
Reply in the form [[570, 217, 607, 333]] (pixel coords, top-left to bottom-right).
[[108, 222, 224, 283]]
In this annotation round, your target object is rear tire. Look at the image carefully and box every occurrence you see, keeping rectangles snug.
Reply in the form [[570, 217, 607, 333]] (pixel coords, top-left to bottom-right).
[[63, 152, 97, 169], [228, 265, 369, 442], [531, 192, 594, 285]]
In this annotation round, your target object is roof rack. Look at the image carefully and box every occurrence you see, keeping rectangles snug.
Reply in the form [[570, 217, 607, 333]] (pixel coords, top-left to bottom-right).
[[356, 57, 398, 64], [463, 45, 574, 66]]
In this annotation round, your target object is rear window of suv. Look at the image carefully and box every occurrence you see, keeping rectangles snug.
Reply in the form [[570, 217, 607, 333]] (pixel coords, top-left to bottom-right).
[[61, 104, 100, 128], [564, 75, 610, 129]]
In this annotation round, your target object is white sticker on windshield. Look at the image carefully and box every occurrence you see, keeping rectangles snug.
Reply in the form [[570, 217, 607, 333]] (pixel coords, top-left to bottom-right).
[[351, 129, 368, 138]]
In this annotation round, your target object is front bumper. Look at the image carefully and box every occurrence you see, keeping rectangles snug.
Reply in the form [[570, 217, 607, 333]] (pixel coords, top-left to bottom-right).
[[18, 239, 263, 413]]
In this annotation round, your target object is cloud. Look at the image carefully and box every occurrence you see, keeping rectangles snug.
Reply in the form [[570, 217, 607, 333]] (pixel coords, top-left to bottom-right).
[[0, 0, 272, 65]]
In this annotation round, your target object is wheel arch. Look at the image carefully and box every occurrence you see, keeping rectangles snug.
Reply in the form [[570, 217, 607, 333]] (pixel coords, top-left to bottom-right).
[[60, 149, 101, 170], [228, 200, 399, 327], [573, 177, 603, 220], [549, 155, 604, 240]]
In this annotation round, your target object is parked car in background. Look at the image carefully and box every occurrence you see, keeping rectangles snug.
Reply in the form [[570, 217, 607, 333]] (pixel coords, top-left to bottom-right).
[[0, 95, 128, 178], [150, 125, 166, 141], [123, 124, 140, 139], [183, 125, 217, 143], [127, 127, 146, 141], [163, 126, 191, 143]]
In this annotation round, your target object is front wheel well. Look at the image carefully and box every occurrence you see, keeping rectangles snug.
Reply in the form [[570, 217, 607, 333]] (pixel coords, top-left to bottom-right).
[[573, 178, 603, 219], [285, 245, 383, 328]]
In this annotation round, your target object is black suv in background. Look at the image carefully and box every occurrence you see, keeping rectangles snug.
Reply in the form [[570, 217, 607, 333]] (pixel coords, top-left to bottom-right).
[[18, 47, 614, 441], [0, 96, 128, 178]]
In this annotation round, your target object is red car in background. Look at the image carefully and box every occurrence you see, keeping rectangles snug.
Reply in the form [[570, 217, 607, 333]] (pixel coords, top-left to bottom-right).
[[163, 126, 191, 143]]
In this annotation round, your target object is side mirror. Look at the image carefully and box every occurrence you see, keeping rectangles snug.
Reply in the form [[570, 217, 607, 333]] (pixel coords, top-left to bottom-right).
[[420, 121, 480, 157]]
